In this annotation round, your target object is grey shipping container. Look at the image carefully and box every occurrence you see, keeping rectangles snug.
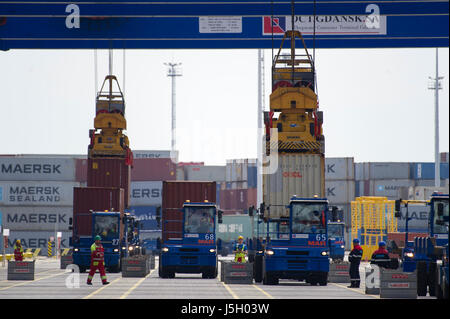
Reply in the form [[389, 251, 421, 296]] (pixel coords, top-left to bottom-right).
[[369, 162, 411, 180], [325, 180, 355, 204], [130, 181, 162, 206], [397, 204, 429, 232], [355, 162, 370, 181], [133, 150, 178, 162], [370, 179, 415, 200], [0, 157, 76, 181], [325, 158, 354, 180], [184, 165, 226, 182], [226, 159, 257, 182], [5, 230, 71, 255], [0, 206, 72, 231], [263, 154, 325, 218], [0, 181, 80, 206]]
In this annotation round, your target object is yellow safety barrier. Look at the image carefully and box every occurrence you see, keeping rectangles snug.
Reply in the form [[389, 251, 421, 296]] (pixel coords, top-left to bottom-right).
[[61, 248, 70, 256], [24, 252, 33, 259], [0, 255, 3, 262], [351, 196, 397, 261], [32, 248, 41, 258], [6, 254, 14, 261]]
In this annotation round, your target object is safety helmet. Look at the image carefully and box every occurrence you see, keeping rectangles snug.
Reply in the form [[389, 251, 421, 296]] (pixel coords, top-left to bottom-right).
[[353, 238, 360, 244], [16, 239, 21, 244], [238, 236, 244, 240], [94, 235, 102, 241], [378, 241, 386, 247]]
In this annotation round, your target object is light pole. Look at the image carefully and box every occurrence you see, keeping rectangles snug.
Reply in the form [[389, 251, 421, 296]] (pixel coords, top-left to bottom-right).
[[428, 48, 443, 187], [165, 62, 183, 152]]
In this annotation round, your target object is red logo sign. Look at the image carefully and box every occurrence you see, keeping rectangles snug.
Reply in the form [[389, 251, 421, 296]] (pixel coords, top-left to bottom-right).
[[263, 16, 286, 35], [283, 172, 303, 178], [308, 241, 326, 246]]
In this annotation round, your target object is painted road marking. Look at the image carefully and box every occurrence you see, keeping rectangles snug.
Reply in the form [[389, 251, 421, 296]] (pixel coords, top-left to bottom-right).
[[331, 283, 379, 299], [252, 284, 274, 299], [221, 282, 239, 299], [0, 271, 66, 291], [119, 270, 155, 299], [82, 277, 122, 299]]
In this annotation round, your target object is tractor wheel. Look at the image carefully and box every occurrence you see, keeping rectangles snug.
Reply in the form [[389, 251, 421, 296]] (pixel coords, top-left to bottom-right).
[[254, 255, 263, 283], [428, 262, 437, 297], [417, 261, 428, 296]]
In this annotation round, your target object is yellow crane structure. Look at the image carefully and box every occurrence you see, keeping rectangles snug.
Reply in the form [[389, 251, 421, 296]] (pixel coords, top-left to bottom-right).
[[88, 75, 132, 163]]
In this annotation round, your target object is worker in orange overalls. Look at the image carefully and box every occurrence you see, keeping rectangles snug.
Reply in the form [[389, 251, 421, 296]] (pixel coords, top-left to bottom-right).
[[13, 240, 24, 261], [87, 235, 110, 285]]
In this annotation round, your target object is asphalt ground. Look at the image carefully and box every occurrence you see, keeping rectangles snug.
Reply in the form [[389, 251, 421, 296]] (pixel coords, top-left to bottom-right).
[[0, 255, 436, 300]]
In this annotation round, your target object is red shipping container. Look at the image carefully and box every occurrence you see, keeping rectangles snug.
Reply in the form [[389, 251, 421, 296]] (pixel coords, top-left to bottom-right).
[[235, 189, 248, 210], [131, 158, 176, 181], [73, 187, 125, 238], [247, 187, 257, 208], [75, 158, 88, 183], [162, 181, 216, 242], [87, 158, 131, 208]]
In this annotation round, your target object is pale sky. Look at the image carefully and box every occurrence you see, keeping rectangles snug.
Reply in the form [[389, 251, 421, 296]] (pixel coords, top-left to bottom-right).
[[0, 48, 448, 165]]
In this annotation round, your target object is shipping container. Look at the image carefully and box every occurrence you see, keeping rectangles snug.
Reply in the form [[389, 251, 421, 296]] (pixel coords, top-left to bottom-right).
[[226, 159, 257, 182], [247, 187, 257, 209], [131, 158, 176, 181], [215, 214, 255, 242], [370, 179, 415, 200], [132, 150, 178, 161], [262, 153, 325, 218], [414, 179, 448, 187], [162, 181, 216, 242], [87, 158, 131, 208], [410, 162, 449, 180], [5, 230, 71, 255], [73, 187, 125, 238], [184, 165, 226, 182], [130, 181, 162, 206], [396, 204, 430, 232], [177, 162, 204, 167], [0, 206, 72, 231], [75, 158, 88, 182], [0, 181, 80, 206], [325, 157, 355, 180], [247, 165, 257, 188], [355, 162, 370, 181], [407, 186, 449, 200], [369, 162, 411, 180], [0, 157, 76, 181], [176, 166, 185, 181], [325, 180, 355, 204], [126, 206, 159, 231]]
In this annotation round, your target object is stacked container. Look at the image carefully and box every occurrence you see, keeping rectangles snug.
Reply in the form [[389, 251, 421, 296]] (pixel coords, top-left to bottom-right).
[[0, 156, 78, 254], [221, 159, 258, 215]]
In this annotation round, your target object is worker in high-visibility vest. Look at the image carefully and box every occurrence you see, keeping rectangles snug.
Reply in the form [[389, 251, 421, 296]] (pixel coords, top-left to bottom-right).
[[13, 240, 24, 261], [87, 235, 109, 286], [233, 236, 247, 263]]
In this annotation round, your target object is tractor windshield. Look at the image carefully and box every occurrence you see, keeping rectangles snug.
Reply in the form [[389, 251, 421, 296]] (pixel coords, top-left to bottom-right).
[[433, 199, 449, 234], [94, 215, 119, 239], [184, 206, 215, 234], [291, 202, 327, 234], [328, 223, 344, 237]]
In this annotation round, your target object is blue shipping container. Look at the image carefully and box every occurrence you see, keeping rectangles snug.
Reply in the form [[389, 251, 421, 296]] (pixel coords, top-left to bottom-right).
[[125, 206, 159, 230], [247, 166, 257, 188], [411, 163, 449, 180]]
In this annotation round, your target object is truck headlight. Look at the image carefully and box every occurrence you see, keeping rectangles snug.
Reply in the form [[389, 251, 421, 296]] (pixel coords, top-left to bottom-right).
[[113, 248, 119, 252], [209, 249, 216, 253], [405, 252, 414, 258], [162, 247, 169, 253], [74, 248, 79, 252], [128, 246, 134, 251], [265, 250, 274, 256], [340, 245, 345, 249], [321, 251, 329, 256]]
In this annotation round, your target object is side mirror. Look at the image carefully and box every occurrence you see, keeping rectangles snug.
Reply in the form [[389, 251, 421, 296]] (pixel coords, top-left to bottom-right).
[[217, 238, 222, 250], [218, 210, 223, 224], [437, 203, 444, 216], [259, 202, 265, 218], [331, 206, 338, 222], [69, 217, 73, 226], [249, 206, 255, 217], [156, 238, 161, 250]]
